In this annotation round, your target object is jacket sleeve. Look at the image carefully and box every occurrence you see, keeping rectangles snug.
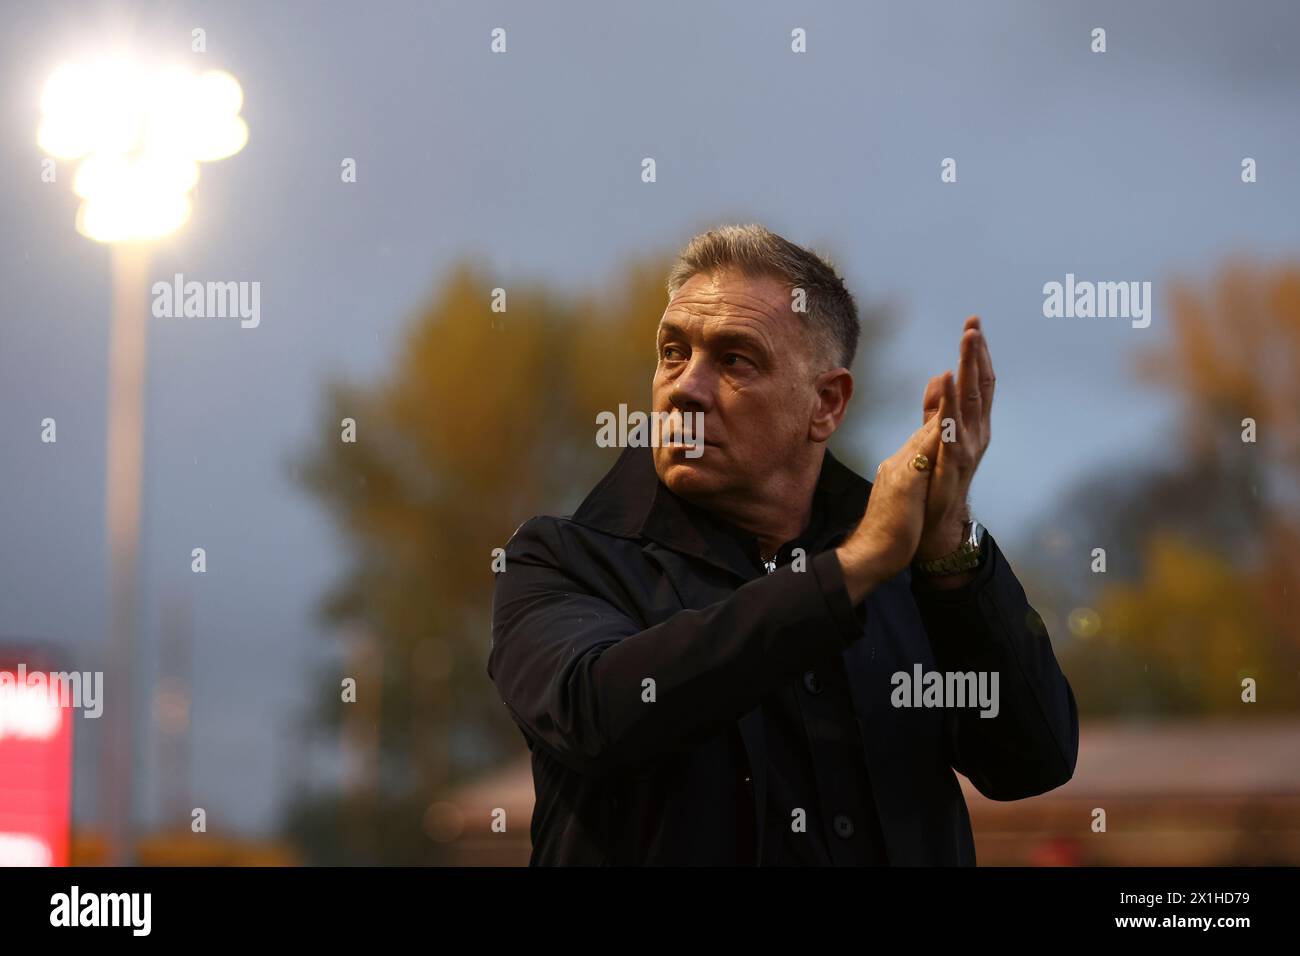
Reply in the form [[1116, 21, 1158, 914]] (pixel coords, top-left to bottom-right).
[[488, 516, 864, 777], [908, 530, 1079, 800]]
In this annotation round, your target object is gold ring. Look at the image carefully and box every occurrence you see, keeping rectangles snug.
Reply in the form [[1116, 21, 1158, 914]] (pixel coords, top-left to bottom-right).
[[910, 453, 931, 472]]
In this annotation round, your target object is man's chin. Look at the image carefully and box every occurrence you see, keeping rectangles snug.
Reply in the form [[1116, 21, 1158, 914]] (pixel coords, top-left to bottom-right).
[[654, 449, 727, 498]]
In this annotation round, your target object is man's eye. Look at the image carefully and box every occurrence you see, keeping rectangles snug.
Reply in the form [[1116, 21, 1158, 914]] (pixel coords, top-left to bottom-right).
[[661, 346, 684, 360], [723, 353, 751, 367]]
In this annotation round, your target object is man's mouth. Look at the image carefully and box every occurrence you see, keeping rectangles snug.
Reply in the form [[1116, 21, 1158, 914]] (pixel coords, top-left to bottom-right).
[[659, 434, 713, 446], [660, 440, 715, 459], [651, 409, 711, 454]]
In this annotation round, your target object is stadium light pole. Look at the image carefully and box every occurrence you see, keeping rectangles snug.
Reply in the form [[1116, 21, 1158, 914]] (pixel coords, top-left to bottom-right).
[[38, 57, 247, 865]]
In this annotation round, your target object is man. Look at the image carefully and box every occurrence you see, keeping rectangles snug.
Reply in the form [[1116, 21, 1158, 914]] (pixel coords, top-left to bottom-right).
[[488, 224, 1078, 865]]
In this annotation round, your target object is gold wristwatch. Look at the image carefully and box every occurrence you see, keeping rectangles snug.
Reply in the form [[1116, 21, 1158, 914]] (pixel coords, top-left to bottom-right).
[[913, 518, 986, 576]]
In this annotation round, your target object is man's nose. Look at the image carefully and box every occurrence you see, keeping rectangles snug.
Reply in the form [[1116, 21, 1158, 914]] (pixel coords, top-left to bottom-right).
[[668, 356, 715, 412]]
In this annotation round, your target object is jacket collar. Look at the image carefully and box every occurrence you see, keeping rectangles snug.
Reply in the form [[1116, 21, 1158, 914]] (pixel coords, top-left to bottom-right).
[[571, 445, 872, 580]]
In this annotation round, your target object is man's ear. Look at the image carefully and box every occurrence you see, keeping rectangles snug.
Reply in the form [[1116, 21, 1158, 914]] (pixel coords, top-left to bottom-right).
[[809, 368, 853, 442]]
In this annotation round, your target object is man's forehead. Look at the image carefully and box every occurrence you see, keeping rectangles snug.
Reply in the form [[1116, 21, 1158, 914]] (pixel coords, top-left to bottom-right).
[[660, 270, 793, 331]]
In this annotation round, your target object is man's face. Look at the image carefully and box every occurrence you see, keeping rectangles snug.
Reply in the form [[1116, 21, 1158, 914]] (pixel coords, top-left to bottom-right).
[[651, 268, 828, 502]]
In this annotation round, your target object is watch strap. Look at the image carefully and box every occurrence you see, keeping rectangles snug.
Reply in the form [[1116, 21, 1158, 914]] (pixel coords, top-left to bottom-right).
[[913, 520, 985, 576]]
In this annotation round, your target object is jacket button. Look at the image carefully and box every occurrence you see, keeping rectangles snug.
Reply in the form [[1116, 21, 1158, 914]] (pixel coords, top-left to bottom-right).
[[802, 670, 822, 695], [833, 814, 854, 839]]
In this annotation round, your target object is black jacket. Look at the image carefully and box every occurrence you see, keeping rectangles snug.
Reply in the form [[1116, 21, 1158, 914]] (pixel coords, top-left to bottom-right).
[[488, 445, 1079, 865]]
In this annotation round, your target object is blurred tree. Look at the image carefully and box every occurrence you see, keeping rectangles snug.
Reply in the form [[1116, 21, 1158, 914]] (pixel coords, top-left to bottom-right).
[[283, 255, 889, 862], [1042, 262, 1300, 717], [1065, 532, 1298, 715], [1138, 262, 1300, 513]]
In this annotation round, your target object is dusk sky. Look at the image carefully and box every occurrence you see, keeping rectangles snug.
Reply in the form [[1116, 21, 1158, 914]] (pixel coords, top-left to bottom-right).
[[2, 0, 1297, 835]]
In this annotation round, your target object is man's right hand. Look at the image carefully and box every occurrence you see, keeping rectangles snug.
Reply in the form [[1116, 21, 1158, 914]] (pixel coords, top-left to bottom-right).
[[834, 379, 955, 603]]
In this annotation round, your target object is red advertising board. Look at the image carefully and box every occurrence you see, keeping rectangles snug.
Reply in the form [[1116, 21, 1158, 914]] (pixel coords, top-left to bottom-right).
[[0, 663, 75, 866]]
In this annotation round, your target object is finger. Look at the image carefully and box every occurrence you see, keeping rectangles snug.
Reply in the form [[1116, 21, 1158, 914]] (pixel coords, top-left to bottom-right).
[[922, 373, 945, 424], [894, 412, 940, 477], [926, 372, 958, 478], [935, 369, 963, 456], [910, 410, 943, 470], [901, 405, 942, 451], [974, 322, 995, 433], [957, 327, 981, 431], [935, 370, 958, 449]]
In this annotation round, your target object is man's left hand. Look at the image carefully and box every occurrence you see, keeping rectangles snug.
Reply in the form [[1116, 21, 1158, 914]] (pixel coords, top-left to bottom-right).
[[915, 315, 995, 563]]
